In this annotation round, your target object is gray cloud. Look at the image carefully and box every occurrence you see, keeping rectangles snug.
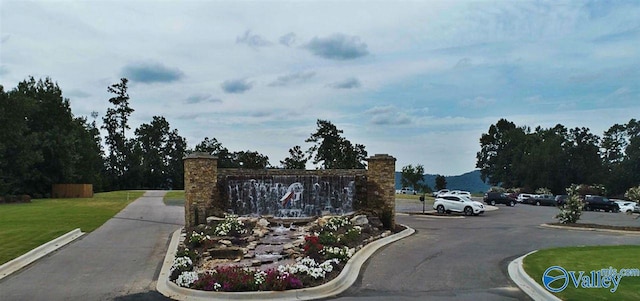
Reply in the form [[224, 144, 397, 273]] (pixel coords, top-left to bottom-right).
[[279, 32, 296, 46], [327, 77, 361, 89], [366, 105, 412, 125], [122, 61, 184, 84], [305, 33, 369, 60], [236, 30, 272, 48], [185, 93, 222, 104], [221, 78, 253, 94], [269, 71, 316, 87]]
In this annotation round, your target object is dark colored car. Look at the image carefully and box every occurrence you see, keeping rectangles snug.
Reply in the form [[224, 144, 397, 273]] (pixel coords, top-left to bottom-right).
[[583, 195, 620, 212], [483, 192, 516, 206], [529, 194, 558, 206], [555, 195, 568, 206]]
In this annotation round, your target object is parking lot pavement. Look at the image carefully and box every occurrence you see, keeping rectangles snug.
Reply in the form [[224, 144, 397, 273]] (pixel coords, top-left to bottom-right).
[[333, 203, 640, 301]]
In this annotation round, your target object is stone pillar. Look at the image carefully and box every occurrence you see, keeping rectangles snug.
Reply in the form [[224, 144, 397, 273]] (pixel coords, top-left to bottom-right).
[[184, 153, 218, 228], [366, 154, 396, 230]]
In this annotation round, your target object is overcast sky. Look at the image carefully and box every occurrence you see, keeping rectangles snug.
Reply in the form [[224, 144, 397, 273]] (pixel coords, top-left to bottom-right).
[[1, 0, 639, 175]]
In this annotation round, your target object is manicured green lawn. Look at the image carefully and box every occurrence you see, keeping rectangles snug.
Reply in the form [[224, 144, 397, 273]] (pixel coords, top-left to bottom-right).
[[0, 190, 144, 265], [523, 245, 640, 300], [163, 190, 185, 206]]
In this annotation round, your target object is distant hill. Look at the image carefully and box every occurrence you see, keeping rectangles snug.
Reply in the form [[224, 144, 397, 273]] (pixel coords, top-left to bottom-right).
[[395, 170, 490, 193]]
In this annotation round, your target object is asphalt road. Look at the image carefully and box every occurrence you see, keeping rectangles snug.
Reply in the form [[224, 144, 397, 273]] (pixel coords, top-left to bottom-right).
[[0, 191, 183, 301], [333, 203, 640, 301]]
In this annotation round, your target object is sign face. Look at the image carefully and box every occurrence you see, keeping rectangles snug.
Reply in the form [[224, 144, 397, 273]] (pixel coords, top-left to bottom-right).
[[225, 175, 357, 217], [542, 265, 640, 293]]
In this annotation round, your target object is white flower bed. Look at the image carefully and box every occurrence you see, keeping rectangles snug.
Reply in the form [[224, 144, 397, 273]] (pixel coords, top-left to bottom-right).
[[277, 257, 340, 279]]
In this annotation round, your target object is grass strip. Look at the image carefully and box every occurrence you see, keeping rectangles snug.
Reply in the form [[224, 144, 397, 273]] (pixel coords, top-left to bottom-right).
[[163, 190, 185, 206], [523, 245, 640, 301], [0, 190, 144, 265]]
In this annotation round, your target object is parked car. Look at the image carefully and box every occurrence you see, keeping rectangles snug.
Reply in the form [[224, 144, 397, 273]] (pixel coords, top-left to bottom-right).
[[612, 200, 636, 213], [483, 192, 516, 206], [432, 189, 449, 197], [555, 195, 568, 206], [583, 195, 620, 212], [529, 194, 558, 206], [446, 190, 471, 197], [517, 193, 534, 203], [397, 187, 417, 195], [433, 195, 485, 216]]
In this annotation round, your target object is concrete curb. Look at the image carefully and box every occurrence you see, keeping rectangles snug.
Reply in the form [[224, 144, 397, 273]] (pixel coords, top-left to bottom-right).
[[157, 225, 416, 300], [540, 223, 640, 235], [0, 228, 84, 280], [508, 250, 562, 301]]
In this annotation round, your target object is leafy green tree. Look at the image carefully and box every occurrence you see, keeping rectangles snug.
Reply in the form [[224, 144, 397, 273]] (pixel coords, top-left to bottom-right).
[[135, 116, 170, 188], [233, 151, 270, 169], [166, 129, 187, 189], [622, 119, 640, 193], [476, 119, 527, 187], [133, 116, 187, 188], [305, 119, 367, 169], [0, 84, 42, 195], [281, 146, 307, 169], [625, 186, 640, 203], [0, 77, 105, 195], [102, 78, 134, 189], [565, 127, 602, 185], [435, 175, 447, 191], [71, 117, 105, 191], [194, 137, 236, 168], [193, 137, 269, 169], [400, 164, 424, 191]]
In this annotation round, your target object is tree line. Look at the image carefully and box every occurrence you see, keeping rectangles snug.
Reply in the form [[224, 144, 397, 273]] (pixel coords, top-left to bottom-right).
[[0, 77, 367, 197], [476, 118, 640, 196]]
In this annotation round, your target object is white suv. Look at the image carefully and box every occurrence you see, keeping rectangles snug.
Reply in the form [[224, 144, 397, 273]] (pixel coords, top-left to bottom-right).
[[433, 195, 485, 216], [517, 193, 534, 203], [397, 187, 417, 195]]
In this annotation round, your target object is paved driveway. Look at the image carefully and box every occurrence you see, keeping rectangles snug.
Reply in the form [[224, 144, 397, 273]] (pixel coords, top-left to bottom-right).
[[0, 191, 183, 301], [334, 204, 640, 301]]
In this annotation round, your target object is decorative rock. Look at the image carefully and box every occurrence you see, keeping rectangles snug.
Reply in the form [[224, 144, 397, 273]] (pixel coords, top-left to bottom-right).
[[206, 216, 225, 223], [282, 243, 294, 250], [350, 214, 369, 226], [316, 216, 332, 228], [253, 228, 269, 238], [219, 239, 232, 246], [251, 260, 261, 267], [257, 218, 270, 228], [246, 242, 257, 250]]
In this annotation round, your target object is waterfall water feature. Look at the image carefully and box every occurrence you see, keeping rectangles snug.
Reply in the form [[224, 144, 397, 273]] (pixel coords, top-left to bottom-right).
[[224, 175, 357, 217]]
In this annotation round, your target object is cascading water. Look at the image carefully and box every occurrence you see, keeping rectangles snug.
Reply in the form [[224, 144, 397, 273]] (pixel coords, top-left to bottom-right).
[[225, 175, 356, 217]]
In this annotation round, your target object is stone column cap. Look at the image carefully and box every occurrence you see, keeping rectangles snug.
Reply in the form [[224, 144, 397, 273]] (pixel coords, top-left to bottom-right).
[[366, 154, 396, 161], [183, 152, 218, 160]]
